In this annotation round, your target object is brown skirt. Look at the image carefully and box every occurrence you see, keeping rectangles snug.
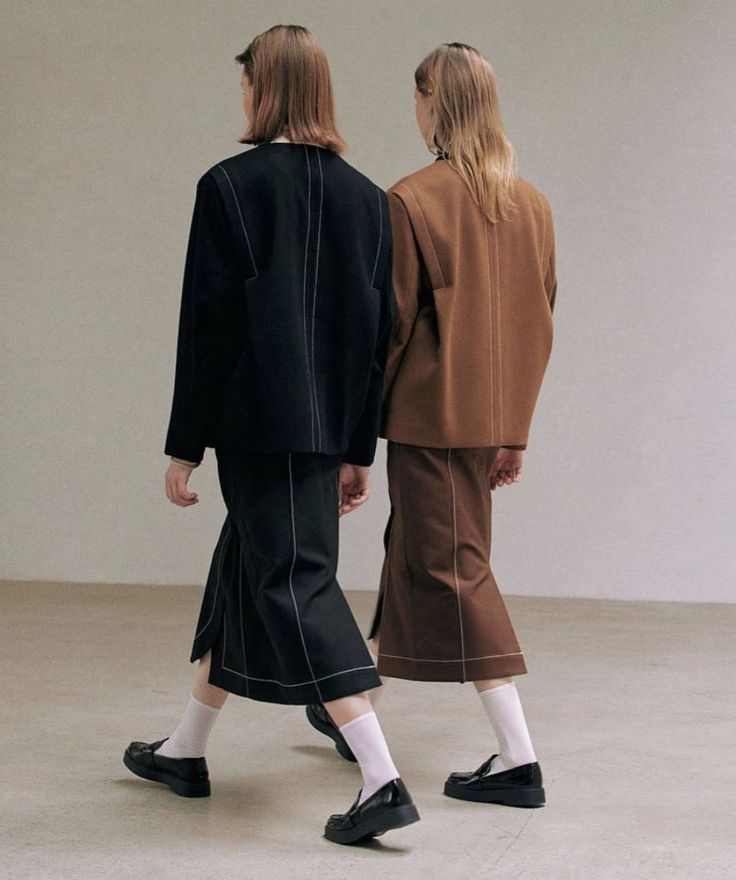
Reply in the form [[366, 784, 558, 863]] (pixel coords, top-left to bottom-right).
[[368, 442, 528, 682]]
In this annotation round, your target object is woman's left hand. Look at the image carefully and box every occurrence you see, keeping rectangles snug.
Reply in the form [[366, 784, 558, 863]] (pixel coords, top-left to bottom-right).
[[165, 461, 200, 507], [338, 463, 370, 516]]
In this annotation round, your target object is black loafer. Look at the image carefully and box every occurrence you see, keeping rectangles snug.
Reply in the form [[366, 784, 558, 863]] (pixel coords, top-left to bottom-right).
[[123, 738, 210, 798], [324, 778, 420, 845], [306, 703, 356, 762], [444, 754, 545, 807]]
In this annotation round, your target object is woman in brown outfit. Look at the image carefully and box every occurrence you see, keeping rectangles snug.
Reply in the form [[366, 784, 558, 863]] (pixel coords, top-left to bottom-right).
[[311, 42, 557, 808]]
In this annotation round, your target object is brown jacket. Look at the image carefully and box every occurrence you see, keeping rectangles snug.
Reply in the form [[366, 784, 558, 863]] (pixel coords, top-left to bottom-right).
[[380, 158, 557, 450]]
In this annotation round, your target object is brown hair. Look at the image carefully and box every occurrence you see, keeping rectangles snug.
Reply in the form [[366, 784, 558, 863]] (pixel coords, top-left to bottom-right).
[[235, 25, 346, 153], [415, 43, 517, 223]]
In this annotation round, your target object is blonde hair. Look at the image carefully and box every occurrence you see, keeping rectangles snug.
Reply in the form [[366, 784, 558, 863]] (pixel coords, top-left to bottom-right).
[[415, 43, 517, 222], [236, 25, 346, 153]]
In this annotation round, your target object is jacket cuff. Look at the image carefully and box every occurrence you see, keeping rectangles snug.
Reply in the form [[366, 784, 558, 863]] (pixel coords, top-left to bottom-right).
[[342, 438, 377, 467], [164, 440, 206, 464]]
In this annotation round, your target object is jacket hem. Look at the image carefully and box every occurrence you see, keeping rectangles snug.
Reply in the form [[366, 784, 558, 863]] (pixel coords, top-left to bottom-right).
[[379, 426, 529, 450]]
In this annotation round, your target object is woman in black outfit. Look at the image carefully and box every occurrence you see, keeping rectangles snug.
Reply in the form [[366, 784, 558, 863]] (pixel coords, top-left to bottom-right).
[[122, 25, 419, 846]]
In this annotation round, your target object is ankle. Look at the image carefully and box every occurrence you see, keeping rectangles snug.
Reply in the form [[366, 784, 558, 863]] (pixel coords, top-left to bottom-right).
[[155, 694, 222, 759]]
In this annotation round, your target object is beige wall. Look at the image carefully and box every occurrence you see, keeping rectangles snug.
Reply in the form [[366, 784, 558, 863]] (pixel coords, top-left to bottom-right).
[[2, 1, 735, 600]]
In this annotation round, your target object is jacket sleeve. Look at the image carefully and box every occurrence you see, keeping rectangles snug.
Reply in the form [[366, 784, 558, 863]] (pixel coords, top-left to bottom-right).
[[380, 191, 422, 400], [501, 203, 557, 453], [164, 172, 236, 463], [342, 193, 395, 467]]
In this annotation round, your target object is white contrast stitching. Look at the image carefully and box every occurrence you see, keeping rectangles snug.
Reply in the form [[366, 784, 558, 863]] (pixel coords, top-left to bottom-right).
[[302, 147, 315, 446], [378, 652, 523, 663], [447, 449, 467, 681], [371, 187, 383, 287], [194, 521, 231, 639], [492, 224, 504, 437], [215, 165, 257, 276], [484, 220, 494, 437], [311, 148, 324, 452], [214, 455, 378, 694], [219, 663, 377, 688], [237, 544, 249, 697], [399, 184, 446, 288], [287, 453, 324, 701]]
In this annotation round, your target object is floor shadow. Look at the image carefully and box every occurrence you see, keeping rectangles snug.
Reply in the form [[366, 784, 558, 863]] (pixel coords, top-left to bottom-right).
[[336, 837, 414, 854]]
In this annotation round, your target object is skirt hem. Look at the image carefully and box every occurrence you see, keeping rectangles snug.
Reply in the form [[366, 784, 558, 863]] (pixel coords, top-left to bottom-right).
[[375, 653, 528, 683], [191, 633, 381, 705]]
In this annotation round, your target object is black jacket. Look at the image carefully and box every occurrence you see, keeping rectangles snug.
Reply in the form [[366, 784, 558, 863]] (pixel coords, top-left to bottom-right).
[[164, 143, 393, 466]]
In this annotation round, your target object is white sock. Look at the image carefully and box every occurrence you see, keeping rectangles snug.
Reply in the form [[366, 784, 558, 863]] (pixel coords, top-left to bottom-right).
[[155, 695, 221, 759], [477, 682, 537, 773], [338, 710, 399, 804]]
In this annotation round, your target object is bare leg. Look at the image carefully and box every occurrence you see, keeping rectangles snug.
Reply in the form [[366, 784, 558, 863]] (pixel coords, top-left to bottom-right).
[[323, 692, 373, 727], [473, 676, 512, 693], [368, 635, 388, 707], [192, 650, 230, 709]]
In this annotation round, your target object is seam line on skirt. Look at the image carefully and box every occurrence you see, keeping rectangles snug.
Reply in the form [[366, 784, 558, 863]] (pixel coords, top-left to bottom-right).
[[219, 592, 376, 688], [229, 460, 251, 697], [194, 521, 231, 639], [447, 449, 467, 681], [218, 664, 378, 688], [378, 652, 523, 663], [287, 452, 324, 702], [237, 544, 250, 696]]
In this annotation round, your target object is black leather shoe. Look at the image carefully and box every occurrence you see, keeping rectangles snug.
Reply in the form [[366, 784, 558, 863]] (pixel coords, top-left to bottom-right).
[[324, 778, 420, 845], [123, 738, 210, 798], [444, 754, 545, 807], [306, 703, 357, 762]]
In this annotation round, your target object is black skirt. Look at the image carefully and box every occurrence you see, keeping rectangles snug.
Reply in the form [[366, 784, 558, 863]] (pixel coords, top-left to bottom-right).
[[190, 447, 381, 705]]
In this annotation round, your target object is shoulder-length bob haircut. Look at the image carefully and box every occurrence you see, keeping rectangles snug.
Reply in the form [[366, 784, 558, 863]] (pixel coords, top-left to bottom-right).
[[235, 25, 346, 154], [415, 43, 517, 223]]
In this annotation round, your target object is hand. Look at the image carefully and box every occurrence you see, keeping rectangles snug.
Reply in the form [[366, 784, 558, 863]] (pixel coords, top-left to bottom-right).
[[338, 463, 370, 516], [165, 461, 199, 507], [490, 449, 523, 491]]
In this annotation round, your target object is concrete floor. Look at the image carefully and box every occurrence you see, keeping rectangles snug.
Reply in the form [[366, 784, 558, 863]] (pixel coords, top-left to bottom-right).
[[1, 582, 734, 879]]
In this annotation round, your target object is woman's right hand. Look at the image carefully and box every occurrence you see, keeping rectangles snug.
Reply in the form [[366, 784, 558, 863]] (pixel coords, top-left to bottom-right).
[[165, 461, 200, 507], [490, 449, 523, 491]]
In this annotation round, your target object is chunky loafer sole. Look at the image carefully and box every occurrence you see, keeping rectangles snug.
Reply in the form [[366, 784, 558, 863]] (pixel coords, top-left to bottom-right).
[[325, 802, 420, 845], [123, 749, 211, 798], [306, 704, 357, 763], [443, 779, 545, 807]]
